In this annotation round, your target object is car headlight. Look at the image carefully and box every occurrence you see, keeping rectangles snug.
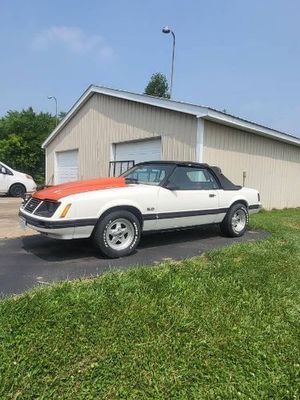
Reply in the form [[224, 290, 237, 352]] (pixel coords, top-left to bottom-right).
[[34, 201, 61, 217]]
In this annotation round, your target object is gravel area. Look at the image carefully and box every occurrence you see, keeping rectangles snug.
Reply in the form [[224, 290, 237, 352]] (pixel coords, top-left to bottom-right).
[[0, 197, 37, 239]]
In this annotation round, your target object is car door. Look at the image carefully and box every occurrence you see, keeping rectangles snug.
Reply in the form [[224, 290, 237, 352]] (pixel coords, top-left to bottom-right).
[[0, 164, 11, 194], [156, 166, 220, 230]]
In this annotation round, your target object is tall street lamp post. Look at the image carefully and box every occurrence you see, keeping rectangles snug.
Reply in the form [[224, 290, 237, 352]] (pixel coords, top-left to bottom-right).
[[47, 96, 58, 126], [162, 26, 176, 98]]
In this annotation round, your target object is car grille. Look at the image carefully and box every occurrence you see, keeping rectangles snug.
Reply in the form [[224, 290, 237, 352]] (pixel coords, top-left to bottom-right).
[[24, 198, 42, 214]]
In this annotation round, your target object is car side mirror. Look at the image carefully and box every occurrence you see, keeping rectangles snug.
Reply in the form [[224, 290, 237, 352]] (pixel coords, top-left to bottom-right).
[[0, 166, 7, 175]]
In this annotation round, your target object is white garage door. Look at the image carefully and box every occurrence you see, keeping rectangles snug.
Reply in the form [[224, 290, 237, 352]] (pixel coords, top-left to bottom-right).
[[56, 150, 79, 184], [115, 138, 161, 164]]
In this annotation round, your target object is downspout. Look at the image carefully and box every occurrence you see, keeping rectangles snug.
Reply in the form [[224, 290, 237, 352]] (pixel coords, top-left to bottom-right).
[[196, 116, 205, 163]]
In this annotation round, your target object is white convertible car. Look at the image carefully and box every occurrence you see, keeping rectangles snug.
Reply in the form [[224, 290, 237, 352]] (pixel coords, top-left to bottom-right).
[[19, 161, 262, 258]]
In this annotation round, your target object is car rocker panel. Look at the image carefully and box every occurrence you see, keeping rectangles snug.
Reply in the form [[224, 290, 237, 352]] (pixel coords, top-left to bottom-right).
[[19, 161, 262, 257]]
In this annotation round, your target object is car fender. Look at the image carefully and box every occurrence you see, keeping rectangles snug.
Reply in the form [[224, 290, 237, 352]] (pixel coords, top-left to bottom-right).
[[96, 198, 144, 220], [219, 194, 250, 223], [228, 195, 249, 209]]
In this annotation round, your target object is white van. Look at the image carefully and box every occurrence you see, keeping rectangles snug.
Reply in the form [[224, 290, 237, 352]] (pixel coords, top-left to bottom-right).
[[0, 162, 37, 197]]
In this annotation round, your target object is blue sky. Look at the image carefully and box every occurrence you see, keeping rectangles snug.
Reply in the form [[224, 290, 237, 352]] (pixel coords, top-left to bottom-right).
[[1, 0, 300, 137]]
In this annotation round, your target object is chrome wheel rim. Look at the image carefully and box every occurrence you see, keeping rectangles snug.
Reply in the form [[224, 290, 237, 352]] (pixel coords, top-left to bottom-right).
[[231, 210, 246, 233], [105, 218, 135, 251]]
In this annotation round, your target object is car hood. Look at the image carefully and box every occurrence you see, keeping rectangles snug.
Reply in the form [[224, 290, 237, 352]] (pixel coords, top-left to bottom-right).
[[33, 177, 127, 201]]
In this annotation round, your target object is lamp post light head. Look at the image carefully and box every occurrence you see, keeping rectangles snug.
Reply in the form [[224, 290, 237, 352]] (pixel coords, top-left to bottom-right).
[[47, 96, 58, 125], [162, 26, 171, 34], [161, 26, 175, 98]]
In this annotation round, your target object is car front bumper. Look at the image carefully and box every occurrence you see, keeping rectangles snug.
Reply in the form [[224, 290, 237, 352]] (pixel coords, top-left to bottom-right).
[[25, 181, 37, 194], [19, 211, 75, 239], [19, 210, 97, 240], [248, 203, 263, 213]]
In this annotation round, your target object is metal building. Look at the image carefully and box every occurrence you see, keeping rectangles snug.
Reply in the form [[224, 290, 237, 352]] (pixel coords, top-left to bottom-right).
[[42, 85, 300, 209]]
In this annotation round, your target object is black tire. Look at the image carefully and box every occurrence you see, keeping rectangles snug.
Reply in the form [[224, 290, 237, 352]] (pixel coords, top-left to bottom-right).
[[92, 210, 141, 258], [9, 183, 26, 197], [220, 203, 248, 237]]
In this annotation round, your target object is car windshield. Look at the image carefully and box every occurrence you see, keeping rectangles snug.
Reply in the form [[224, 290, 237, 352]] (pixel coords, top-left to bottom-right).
[[122, 164, 173, 186], [0, 161, 12, 172]]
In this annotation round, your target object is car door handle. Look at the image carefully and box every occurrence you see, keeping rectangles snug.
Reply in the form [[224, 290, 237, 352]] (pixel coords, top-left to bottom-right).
[[209, 193, 216, 198]]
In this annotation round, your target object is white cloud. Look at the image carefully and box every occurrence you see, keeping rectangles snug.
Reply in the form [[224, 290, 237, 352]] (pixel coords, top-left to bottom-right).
[[32, 26, 115, 60]]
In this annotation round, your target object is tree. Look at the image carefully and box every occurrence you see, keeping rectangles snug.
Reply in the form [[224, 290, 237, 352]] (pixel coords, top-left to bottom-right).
[[144, 73, 170, 98], [0, 108, 57, 183], [58, 111, 67, 121]]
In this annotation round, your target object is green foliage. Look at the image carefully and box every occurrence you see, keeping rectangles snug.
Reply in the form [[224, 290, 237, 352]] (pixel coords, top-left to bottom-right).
[[0, 209, 299, 399], [144, 72, 170, 98], [58, 111, 67, 121], [0, 108, 56, 184]]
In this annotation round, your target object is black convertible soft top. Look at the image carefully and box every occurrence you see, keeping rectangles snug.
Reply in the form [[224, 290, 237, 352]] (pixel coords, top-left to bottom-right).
[[133, 161, 242, 191], [209, 166, 242, 191]]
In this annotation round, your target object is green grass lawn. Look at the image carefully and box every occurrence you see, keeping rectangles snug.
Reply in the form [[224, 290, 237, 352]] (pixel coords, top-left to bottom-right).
[[0, 209, 299, 399]]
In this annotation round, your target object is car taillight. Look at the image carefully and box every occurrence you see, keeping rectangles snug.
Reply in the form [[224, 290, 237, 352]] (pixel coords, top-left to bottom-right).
[[257, 192, 260, 202], [26, 174, 33, 180]]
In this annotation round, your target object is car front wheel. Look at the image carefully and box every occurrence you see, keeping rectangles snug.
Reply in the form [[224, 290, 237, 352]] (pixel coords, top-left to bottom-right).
[[9, 183, 26, 197], [220, 203, 248, 237], [92, 210, 141, 258]]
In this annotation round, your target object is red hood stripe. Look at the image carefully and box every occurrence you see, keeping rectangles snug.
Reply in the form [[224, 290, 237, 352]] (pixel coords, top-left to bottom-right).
[[33, 177, 127, 201]]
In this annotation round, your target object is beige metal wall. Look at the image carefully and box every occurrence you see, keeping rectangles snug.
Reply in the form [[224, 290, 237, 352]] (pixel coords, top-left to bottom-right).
[[46, 93, 197, 184], [203, 120, 300, 209]]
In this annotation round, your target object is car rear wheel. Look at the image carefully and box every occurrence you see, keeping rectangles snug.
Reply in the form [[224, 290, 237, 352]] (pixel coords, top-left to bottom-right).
[[9, 183, 26, 197], [220, 203, 248, 237], [92, 210, 141, 258]]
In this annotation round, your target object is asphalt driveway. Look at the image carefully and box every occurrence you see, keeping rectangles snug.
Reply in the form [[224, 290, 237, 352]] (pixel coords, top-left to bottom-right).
[[0, 227, 269, 297]]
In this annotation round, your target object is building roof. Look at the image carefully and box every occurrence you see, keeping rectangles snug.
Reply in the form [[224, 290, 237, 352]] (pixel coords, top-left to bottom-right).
[[42, 85, 300, 148]]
